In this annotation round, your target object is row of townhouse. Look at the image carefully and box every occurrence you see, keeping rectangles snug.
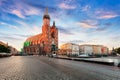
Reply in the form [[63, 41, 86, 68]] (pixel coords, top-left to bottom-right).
[[59, 43, 109, 55]]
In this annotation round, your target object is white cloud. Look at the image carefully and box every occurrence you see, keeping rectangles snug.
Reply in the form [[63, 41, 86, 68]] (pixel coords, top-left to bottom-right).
[[95, 10, 119, 19], [0, 22, 7, 25], [1, 1, 41, 19], [8, 26, 19, 30], [76, 20, 97, 28], [82, 5, 91, 11], [76, 23, 94, 28], [16, 20, 28, 27], [12, 9, 25, 18], [97, 14, 118, 19], [24, 6, 41, 16], [0, 22, 20, 30], [16, 20, 42, 35], [10, 6, 41, 19], [59, 3, 76, 9]]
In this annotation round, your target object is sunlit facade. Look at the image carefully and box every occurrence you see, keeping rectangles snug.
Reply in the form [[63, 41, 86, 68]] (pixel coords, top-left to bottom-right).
[[9, 46, 18, 55], [80, 44, 109, 54], [23, 8, 58, 55], [60, 43, 79, 55], [60, 43, 109, 55], [0, 41, 8, 47]]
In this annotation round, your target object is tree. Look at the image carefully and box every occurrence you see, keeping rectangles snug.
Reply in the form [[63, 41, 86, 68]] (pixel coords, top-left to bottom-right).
[[111, 47, 117, 55], [115, 47, 120, 54], [0, 44, 10, 53]]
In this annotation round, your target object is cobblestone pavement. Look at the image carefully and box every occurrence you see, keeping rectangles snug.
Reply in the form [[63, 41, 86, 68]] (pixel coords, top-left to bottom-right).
[[0, 56, 120, 80]]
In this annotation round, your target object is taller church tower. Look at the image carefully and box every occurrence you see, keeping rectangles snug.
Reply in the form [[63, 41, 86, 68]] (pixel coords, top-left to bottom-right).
[[42, 8, 51, 54]]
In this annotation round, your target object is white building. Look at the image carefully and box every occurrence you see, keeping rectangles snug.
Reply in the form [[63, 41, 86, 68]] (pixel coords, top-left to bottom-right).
[[84, 45, 93, 54], [9, 46, 18, 55]]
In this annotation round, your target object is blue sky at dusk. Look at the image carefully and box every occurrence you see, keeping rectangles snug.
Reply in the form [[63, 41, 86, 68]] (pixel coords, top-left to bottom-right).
[[0, 0, 120, 50]]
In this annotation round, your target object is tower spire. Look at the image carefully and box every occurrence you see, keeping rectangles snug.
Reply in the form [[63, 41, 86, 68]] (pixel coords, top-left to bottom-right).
[[53, 21, 55, 26], [45, 8, 48, 15], [43, 8, 50, 20]]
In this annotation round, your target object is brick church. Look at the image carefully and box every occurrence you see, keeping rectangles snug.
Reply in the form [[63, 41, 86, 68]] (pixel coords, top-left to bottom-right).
[[23, 8, 58, 55]]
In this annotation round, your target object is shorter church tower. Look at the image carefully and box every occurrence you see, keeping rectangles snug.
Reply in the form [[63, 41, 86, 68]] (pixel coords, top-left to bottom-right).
[[50, 21, 58, 54]]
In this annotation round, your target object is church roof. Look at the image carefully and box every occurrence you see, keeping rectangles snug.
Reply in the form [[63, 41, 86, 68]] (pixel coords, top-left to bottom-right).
[[26, 33, 43, 42]]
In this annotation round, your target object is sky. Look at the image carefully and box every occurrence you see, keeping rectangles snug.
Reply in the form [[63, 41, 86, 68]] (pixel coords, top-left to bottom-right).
[[0, 0, 120, 51]]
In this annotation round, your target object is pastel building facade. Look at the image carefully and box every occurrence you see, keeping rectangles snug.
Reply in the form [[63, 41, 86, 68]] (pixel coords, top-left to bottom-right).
[[80, 45, 109, 55], [9, 46, 18, 55], [60, 43, 109, 55], [60, 43, 79, 55]]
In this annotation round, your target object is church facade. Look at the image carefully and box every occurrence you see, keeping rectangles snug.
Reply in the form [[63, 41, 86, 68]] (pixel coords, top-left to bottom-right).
[[23, 8, 58, 55]]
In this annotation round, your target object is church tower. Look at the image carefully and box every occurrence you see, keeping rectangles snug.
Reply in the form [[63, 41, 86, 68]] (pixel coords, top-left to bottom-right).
[[42, 8, 51, 54], [51, 21, 58, 53]]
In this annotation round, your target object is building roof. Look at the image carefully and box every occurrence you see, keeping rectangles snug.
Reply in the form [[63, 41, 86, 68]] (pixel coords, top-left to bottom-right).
[[26, 33, 43, 42], [0, 41, 8, 47]]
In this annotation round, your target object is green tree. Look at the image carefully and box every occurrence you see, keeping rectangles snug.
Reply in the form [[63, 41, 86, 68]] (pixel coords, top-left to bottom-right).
[[115, 47, 120, 54], [0, 44, 10, 53], [111, 47, 117, 55]]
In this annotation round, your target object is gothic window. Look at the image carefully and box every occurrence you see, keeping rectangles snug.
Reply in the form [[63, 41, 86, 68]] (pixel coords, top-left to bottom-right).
[[51, 32, 55, 38]]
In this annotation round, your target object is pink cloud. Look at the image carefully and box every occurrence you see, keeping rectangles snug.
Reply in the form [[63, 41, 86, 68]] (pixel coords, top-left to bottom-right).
[[11, 6, 41, 18], [59, 3, 76, 9], [76, 20, 97, 28], [24, 7, 41, 15], [97, 14, 118, 19], [2, 1, 41, 19], [95, 10, 119, 19], [12, 9, 25, 18]]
